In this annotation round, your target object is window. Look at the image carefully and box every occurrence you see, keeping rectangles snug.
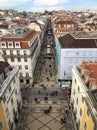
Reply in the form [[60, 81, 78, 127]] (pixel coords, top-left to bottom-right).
[[15, 90, 17, 95], [76, 98, 78, 105], [1, 42, 6, 48], [87, 108, 90, 117], [15, 42, 20, 48], [5, 58, 7, 62], [75, 79, 76, 83], [84, 122, 87, 130], [9, 86, 11, 92], [10, 50, 13, 55], [17, 58, 21, 62], [1, 42, 6, 47], [74, 89, 75, 95], [1, 43, 5, 46], [6, 107, 9, 114], [20, 73, 22, 77], [24, 50, 27, 55], [20, 79, 23, 83], [25, 65, 28, 70], [19, 65, 22, 69], [8, 42, 13, 47], [13, 78, 16, 83], [11, 58, 14, 62], [17, 50, 20, 55], [24, 58, 27, 62], [80, 108, 82, 116], [3, 95, 6, 103], [26, 79, 29, 84], [3, 50, 6, 55], [78, 86, 80, 92], [76, 52, 79, 55], [26, 73, 29, 77], [11, 98, 13, 105], [82, 96, 84, 103], [15, 42, 20, 47]]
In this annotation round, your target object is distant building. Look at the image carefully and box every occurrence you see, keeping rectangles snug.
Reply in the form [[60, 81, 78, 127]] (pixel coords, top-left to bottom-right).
[[55, 32, 97, 86], [0, 61, 22, 130], [53, 17, 77, 36], [0, 30, 41, 88], [70, 62, 97, 130]]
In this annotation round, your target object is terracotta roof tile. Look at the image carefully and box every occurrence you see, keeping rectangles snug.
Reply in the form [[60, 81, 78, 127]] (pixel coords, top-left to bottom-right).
[[80, 62, 97, 87]]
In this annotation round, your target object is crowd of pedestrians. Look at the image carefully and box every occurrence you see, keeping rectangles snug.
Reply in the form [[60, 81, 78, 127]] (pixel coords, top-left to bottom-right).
[[33, 23, 56, 85]]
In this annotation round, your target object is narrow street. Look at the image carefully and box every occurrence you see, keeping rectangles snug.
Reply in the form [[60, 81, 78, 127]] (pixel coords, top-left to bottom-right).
[[18, 19, 74, 130]]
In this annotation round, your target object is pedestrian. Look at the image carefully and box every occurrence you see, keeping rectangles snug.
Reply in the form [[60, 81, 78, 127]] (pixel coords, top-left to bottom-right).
[[46, 93, 48, 96]]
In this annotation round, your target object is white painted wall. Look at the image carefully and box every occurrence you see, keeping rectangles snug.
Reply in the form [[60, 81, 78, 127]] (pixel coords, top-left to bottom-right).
[[2, 66, 22, 129], [59, 48, 97, 80]]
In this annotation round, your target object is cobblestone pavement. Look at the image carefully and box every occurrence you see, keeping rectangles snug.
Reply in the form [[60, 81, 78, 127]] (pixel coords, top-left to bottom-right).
[[19, 100, 73, 130], [17, 20, 74, 130]]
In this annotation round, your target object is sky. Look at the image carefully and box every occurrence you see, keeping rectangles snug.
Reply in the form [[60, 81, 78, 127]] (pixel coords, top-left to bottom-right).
[[0, 0, 97, 12]]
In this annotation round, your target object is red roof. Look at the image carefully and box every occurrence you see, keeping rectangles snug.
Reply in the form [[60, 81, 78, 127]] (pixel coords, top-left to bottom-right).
[[21, 41, 30, 49], [1, 30, 38, 49], [0, 24, 8, 29], [1, 30, 37, 42]]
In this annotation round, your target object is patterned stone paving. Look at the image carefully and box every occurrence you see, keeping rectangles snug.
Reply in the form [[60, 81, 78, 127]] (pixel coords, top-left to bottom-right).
[[22, 101, 74, 130]]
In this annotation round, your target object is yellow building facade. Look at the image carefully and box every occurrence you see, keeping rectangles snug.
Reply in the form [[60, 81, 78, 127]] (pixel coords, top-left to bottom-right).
[[0, 101, 8, 130], [80, 101, 95, 130]]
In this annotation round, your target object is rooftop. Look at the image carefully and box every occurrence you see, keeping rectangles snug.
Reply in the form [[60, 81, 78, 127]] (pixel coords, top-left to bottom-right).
[[1, 30, 37, 42], [59, 33, 97, 48], [80, 62, 97, 81]]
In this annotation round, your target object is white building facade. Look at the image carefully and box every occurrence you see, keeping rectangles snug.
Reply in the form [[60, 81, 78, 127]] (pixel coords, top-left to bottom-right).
[[59, 48, 97, 80], [0, 30, 41, 88], [55, 33, 97, 83], [0, 61, 22, 130]]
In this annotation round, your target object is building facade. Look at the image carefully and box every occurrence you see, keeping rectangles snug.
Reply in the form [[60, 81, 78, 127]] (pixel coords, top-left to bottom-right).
[[55, 32, 97, 84], [0, 61, 22, 130], [70, 62, 97, 130], [0, 30, 41, 88]]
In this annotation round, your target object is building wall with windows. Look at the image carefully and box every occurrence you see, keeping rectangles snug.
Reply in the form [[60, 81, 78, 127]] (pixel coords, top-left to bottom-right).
[[55, 33, 97, 81], [0, 61, 22, 130], [80, 102, 95, 130], [0, 101, 8, 130], [71, 62, 97, 130], [71, 66, 86, 130], [59, 48, 97, 80], [0, 30, 41, 88]]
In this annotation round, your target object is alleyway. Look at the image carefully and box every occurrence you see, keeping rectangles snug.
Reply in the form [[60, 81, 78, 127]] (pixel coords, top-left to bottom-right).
[[17, 19, 74, 130]]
